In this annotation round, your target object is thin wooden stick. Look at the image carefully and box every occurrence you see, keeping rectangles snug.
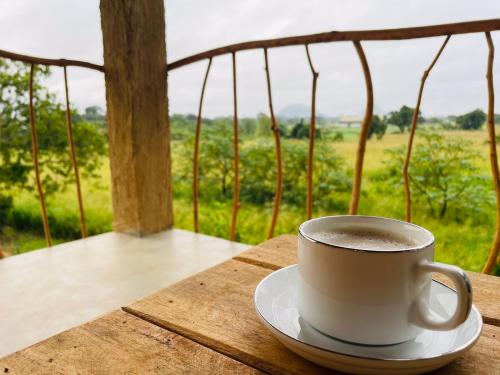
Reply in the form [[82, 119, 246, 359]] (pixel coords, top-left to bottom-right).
[[193, 58, 212, 233], [230, 53, 240, 241], [305, 44, 319, 220], [483, 32, 500, 274], [167, 19, 500, 71], [403, 36, 450, 223], [29, 64, 52, 247], [63, 67, 87, 238], [349, 41, 373, 214], [0, 116, 2, 258], [0, 48, 104, 72], [263, 48, 283, 239]]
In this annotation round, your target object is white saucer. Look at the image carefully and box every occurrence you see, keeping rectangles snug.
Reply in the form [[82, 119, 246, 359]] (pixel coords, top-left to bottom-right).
[[254, 265, 482, 375]]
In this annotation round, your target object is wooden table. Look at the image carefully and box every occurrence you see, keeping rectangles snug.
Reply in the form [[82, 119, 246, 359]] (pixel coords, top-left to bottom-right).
[[1, 235, 499, 374]]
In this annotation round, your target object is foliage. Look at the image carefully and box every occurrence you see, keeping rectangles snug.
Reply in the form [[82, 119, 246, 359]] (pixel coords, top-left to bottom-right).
[[1, 98, 499, 272], [382, 132, 493, 220], [386, 105, 422, 133], [240, 140, 352, 211], [367, 115, 387, 139], [290, 119, 309, 139], [332, 131, 344, 142], [173, 118, 351, 212], [0, 195, 13, 226], [456, 109, 486, 130], [0, 59, 107, 199]]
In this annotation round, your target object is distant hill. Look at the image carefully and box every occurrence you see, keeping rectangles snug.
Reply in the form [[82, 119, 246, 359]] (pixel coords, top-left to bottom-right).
[[277, 104, 327, 119]]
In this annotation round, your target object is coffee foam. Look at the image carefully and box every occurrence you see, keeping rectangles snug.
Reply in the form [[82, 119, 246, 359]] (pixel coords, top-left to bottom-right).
[[310, 227, 417, 251]]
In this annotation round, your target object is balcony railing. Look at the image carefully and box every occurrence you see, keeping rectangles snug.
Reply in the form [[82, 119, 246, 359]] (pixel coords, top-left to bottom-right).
[[0, 19, 499, 273]]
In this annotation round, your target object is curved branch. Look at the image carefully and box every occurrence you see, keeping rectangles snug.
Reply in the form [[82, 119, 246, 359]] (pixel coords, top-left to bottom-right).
[[403, 35, 451, 222], [193, 58, 212, 233], [167, 19, 500, 71], [305, 44, 319, 220], [349, 41, 373, 215], [483, 32, 500, 274], [29, 64, 52, 247], [264, 48, 283, 239], [0, 48, 104, 72], [64, 67, 87, 238], [230, 52, 240, 241]]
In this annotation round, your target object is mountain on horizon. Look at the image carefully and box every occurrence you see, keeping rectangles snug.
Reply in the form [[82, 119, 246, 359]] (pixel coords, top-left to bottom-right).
[[277, 104, 328, 119]]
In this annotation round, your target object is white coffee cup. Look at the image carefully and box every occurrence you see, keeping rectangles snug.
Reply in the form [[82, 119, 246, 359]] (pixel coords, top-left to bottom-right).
[[297, 215, 472, 345]]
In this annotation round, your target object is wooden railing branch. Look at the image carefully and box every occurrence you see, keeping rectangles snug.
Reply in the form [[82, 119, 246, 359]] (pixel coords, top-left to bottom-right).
[[263, 48, 283, 239], [230, 52, 240, 241], [167, 19, 500, 71], [305, 44, 319, 220], [193, 58, 212, 233], [403, 35, 451, 223], [63, 67, 87, 238], [0, 48, 104, 72], [349, 41, 373, 214], [483, 32, 500, 274], [29, 64, 52, 247]]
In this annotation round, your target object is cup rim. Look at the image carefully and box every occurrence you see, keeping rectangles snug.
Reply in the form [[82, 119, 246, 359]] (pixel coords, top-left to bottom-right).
[[298, 215, 435, 253]]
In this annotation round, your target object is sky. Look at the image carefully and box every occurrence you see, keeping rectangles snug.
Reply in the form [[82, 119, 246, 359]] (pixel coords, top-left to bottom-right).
[[0, 0, 499, 118]]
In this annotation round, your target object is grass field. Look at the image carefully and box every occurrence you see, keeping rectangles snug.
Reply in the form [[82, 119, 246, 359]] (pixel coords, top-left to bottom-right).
[[1, 127, 498, 274]]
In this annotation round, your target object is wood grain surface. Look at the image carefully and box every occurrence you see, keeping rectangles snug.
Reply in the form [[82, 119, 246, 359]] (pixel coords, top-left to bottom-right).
[[125, 260, 331, 374], [434, 324, 500, 375], [100, 0, 173, 234], [125, 259, 500, 374], [0, 310, 260, 374], [3, 236, 500, 374], [234, 235, 500, 326]]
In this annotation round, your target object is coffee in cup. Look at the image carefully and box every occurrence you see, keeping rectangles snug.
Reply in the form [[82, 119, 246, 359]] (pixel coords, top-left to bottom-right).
[[297, 215, 472, 345]]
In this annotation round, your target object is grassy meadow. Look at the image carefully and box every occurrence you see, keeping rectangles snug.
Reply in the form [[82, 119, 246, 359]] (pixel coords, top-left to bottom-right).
[[1, 125, 498, 274]]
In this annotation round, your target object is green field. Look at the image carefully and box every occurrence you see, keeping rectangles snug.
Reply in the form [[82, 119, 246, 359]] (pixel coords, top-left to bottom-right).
[[1, 126, 498, 274]]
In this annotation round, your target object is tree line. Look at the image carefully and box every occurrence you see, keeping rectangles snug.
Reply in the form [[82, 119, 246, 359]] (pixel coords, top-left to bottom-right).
[[368, 106, 488, 140]]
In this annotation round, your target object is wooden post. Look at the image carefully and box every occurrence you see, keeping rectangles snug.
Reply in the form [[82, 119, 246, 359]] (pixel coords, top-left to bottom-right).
[[100, 0, 173, 235]]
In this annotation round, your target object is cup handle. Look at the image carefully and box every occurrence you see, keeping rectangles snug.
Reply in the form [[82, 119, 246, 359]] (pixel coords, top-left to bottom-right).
[[411, 261, 473, 330]]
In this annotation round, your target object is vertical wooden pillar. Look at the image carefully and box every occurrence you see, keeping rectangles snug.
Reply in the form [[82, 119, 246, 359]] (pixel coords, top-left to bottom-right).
[[100, 0, 173, 235]]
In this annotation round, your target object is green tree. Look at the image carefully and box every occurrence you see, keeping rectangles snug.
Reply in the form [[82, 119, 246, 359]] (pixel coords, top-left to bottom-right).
[[383, 133, 493, 219], [289, 118, 321, 139], [174, 118, 235, 199], [387, 105, 422, 133], [255, 113, 270, 137], [240, 118, 257, 136], [201, 119, 235, 197], [456, 109, 486, 130], [0, 59, 107, 199], [240, 140, 351, 211], [290, 119, 308, 139], [367, 115, 387, 139]]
